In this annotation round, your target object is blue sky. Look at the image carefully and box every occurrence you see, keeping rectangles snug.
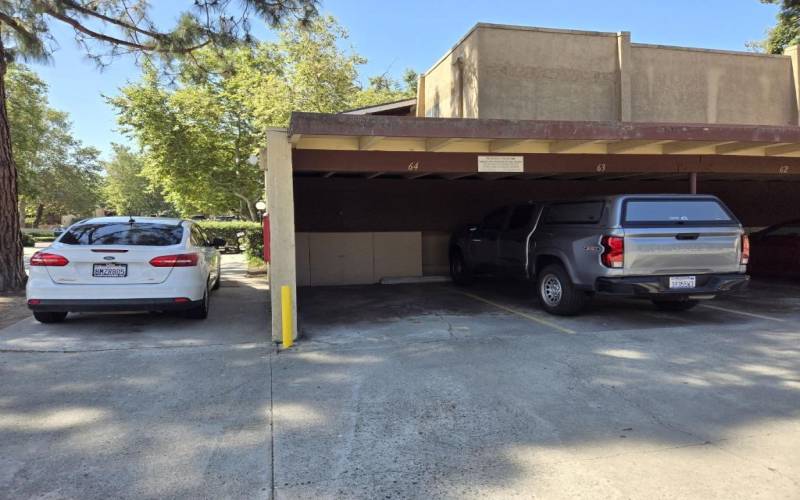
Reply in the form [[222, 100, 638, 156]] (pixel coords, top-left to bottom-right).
[[30, 0, 781, 159]]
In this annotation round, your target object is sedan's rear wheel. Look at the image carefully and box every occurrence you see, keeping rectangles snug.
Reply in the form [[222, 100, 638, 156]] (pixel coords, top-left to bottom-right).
[[186, 286, 210, 320], [33, 311, 68, 323]]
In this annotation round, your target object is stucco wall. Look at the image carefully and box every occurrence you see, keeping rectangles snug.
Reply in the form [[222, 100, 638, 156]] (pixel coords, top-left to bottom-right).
[[423, 29, 479, 118], [631, 45, 795, 125], [420, 23, 799, 126], [477, 26, 620, 121]]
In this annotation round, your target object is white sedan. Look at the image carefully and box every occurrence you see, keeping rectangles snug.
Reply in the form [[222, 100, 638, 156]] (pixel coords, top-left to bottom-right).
[[26, 217, 223, 323]]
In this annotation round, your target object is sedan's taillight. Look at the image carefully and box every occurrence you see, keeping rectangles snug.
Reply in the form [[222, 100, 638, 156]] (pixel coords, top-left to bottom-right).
[[601, 236, 624, 268], [30, 252, 69, 267], [741, 234, 750, 265], [149, 253, 198, 267]]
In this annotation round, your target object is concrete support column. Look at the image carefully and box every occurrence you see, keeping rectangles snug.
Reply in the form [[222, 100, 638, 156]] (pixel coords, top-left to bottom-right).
[[416, 74, 426, 117], [616, 31, 632, 122], [263, 129, 298, 343], [784, 45, 800, 125], [689, 172, 698, 194]]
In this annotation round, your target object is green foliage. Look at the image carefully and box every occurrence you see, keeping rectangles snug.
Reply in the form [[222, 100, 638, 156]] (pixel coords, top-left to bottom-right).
[[6, 65, 48, 196], [197, 220, 262, 259], [31, 236, 55, 243], [103, 144, 175, 216], [350, 69, 417, 110], [0, 1, 319, 67], [6, 64, 103, 222], [110, 16, 416, 220], [21, 233, 34, 247], [762, 0, 800, 54]]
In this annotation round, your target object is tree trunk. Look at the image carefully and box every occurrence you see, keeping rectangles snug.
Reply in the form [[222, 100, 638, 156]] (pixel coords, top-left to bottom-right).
[[33, 204, 44, 228], [0, 36, 26, 291], [232, 192, 258, 221]]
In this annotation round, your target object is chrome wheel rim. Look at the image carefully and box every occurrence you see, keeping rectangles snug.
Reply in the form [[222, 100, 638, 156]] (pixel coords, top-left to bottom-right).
[[541, 274, 563, 307]]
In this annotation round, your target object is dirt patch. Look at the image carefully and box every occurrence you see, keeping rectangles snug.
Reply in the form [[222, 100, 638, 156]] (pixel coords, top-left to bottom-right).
[[0, 292, 29, 329]]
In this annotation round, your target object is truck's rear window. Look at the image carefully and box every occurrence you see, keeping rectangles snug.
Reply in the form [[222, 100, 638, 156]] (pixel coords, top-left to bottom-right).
[[60, 223, 183, 246], [623, 199, 735, 226]]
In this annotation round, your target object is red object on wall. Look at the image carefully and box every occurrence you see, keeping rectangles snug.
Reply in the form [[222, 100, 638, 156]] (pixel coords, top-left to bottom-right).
[[262, 213, 271, 263]]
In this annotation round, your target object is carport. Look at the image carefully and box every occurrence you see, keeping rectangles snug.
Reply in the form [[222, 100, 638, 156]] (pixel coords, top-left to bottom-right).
[[263, 113, 800, 341]]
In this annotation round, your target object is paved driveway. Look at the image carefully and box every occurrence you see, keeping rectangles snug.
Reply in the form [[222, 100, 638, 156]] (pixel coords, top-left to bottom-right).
[[0, 255, 273, 499], [2, 264, 800, 499]]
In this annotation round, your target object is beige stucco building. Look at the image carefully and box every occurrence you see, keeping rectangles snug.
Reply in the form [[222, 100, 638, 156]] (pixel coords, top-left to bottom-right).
[[421, 23, 799, 127], [264, 23, 800, 341]]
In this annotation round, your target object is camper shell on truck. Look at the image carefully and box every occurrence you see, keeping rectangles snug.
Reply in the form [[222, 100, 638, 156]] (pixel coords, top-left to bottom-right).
[[449, 194, 750, 315]]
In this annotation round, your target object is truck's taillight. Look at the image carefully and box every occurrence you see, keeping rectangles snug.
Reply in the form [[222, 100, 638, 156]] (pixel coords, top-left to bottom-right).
[[30, 252, 69, 267], [741, 234, 750, 265], [601, 236, 624, 268], [149, 253, 198, 267]]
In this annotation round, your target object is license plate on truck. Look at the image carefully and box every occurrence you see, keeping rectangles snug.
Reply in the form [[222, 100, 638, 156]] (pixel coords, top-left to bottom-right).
[[669, 276, 696, 289], [92, 263, 128, 278]]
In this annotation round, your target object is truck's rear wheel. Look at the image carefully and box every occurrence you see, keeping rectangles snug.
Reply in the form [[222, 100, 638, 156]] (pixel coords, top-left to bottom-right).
[[537, 264, 588, 316], [652, 299, 699, 312], [449, 249, 473, 286]]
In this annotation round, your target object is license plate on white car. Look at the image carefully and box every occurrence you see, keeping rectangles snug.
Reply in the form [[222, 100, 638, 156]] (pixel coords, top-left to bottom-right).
[[669, 276, 696, 289], [92, 263, 128, 278]]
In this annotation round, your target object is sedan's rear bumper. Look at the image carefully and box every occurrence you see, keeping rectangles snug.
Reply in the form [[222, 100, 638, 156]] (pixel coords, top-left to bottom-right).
[[27, 298, 202, 313], [595, 273, 749, 298]]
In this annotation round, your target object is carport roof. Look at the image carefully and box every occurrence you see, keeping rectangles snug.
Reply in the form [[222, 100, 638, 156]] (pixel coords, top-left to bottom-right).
[[288, 112, 800, 157]]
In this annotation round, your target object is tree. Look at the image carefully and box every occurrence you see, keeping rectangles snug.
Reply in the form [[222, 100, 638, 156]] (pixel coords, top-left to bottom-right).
[[349, 69, 417, 109], [0, 0, 318, 291], [111, 16, 413, 220], [6, 65, 48, 206], [103, 144, 174, 217], [759, 0, 800, 54], [28, 109, 102, 225], [6, 64, 101, 226]]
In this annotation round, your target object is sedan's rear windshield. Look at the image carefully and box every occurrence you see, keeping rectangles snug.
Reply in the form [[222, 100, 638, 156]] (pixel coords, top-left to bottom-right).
[[623, 199, 735, 226], [59, 223, 184, 246]]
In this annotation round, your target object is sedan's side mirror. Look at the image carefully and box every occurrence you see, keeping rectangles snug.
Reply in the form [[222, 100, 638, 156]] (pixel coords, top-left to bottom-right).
[[211, 237, 226, 248]]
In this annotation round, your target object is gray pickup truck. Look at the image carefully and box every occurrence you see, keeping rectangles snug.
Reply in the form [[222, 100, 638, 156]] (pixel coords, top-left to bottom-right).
[[449, 194, 750, 315]]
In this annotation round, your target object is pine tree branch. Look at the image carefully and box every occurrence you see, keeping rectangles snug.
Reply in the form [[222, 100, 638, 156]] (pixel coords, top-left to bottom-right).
[[57, 0, 168, 41]]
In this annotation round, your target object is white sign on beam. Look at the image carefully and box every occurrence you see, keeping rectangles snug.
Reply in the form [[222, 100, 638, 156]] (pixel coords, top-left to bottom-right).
[[478, 155, 524, 173]]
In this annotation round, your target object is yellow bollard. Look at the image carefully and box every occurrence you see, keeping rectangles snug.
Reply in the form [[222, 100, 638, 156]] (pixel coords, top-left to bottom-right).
[[281, 285, 293, 349]]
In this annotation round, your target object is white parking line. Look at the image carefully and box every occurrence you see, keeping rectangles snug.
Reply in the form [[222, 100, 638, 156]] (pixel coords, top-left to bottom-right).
[[699, 303, 786, 323]]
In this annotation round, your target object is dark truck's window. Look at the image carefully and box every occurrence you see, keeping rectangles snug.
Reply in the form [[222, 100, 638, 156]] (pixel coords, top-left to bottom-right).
[[623, 199, 735, 226], [60, 223, 184, 246], [481, 208, 509, 230], [508, 205, 536, 230], [544, 202, 604, 225]]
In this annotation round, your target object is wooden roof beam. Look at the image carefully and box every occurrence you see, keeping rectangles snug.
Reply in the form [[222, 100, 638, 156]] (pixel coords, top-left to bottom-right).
[[765, 143, 800, 156], [443, 173, 476, 180], [606, 140, 671, 154], [426, 138, 460, 152], [549, 140, 605, 153], [358, 136, 385, 151], [715, 142, 768, 155], [662, 141, 735, 154]]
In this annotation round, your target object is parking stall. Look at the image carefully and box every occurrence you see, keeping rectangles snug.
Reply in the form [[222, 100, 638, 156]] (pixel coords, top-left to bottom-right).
[[261, 112, 800, 342], [262, 24, 800, 342]]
